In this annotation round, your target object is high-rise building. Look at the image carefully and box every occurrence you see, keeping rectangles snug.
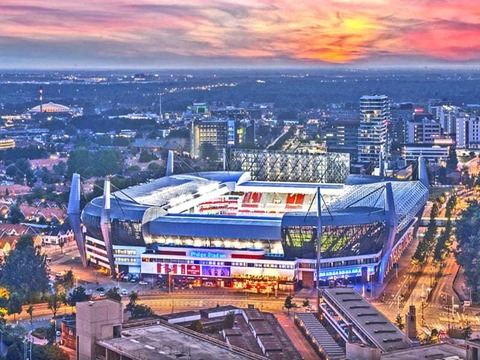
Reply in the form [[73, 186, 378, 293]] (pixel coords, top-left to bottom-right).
[[358, 95, 390, 165], [390, 102, 414, 145]]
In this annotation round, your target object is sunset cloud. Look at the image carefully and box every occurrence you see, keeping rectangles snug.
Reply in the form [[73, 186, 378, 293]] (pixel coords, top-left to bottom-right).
[[0, 0, 479, 68]]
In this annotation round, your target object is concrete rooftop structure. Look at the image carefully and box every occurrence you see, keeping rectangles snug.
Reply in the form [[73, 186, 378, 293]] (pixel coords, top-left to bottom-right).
[[97, 322, 266, 360]]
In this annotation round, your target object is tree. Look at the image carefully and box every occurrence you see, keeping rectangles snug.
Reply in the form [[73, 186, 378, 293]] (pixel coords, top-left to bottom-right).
[[462, 325, 473, 340], [7, 293, 22, 321], [106, 287, 121, 302], [284, 295, 293, 314], [8, 205, 24, 224], [224, 312, 235, 329], [139, 150, 158, 163], [67, 147, 123, 178], [199, 143, 218, 161], [447, 148, 458, 170], [66, 286, 91, 307], [128, 291, 138, 310], [430, 328, 439, 343], [189, 320, 204, 333], [147, 162, 162, 172], [395, 313, 404, 330], [26, 305, 34, 325], [1, 235, 49, 301], [130, 304, 155, 319], [46, 322, 57, 344], [47, 290, 65, 318], [303, 299, 310, 307], [6, 344, 22, 360], [56, 238, 64, 254], [56, 270, 74, 292], [33, 344, 69, 360]]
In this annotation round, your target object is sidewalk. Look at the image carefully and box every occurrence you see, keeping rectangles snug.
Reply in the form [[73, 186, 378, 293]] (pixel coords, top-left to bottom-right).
[[276, 312, 319, 360]]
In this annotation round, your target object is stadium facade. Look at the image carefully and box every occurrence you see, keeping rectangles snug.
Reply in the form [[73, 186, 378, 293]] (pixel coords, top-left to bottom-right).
[[68, 156, 429, 292]]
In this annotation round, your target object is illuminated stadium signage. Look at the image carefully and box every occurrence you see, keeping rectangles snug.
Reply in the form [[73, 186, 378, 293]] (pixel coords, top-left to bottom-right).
[[190, 251, 227, 259]]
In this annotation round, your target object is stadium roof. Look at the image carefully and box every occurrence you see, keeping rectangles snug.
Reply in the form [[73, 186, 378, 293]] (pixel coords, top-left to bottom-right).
[[83, 171, 428, 235], [28, 102, 73, 113]]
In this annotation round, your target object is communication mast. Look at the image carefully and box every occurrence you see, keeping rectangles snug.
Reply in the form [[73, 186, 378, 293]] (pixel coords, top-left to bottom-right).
[[39, 86, 43, 112]]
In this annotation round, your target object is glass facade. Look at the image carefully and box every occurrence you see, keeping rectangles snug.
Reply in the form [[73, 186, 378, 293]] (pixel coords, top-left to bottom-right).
[[229, 149, 350, 183]]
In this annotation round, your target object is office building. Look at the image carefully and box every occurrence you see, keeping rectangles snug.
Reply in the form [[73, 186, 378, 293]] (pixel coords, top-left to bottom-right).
[[324, 119, 359, 161], [190, 119, 228, 159], [407, 115, 442, 144]]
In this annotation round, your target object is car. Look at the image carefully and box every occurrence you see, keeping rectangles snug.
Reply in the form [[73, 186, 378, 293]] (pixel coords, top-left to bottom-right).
[[99, 292, 105, 297], [139, 281, 148, 285], [121, 288, 128, 295], [130, 278, 137, 283], [56, 331, 61, 337], [96, 286, 105, 292]]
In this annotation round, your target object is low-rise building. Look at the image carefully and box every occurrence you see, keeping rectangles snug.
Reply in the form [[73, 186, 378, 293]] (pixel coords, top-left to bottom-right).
[[402, 141, 453, 163]]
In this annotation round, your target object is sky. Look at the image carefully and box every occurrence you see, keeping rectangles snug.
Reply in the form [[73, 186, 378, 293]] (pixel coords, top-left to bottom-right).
[[1, 0, 480, 69]]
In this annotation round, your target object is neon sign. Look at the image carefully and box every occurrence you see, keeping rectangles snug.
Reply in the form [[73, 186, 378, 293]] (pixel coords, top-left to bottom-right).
[[190, 251, 227, 259]]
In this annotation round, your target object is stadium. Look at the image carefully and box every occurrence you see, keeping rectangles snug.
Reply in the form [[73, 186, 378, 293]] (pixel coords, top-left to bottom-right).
[[68, 156, 429, 293]]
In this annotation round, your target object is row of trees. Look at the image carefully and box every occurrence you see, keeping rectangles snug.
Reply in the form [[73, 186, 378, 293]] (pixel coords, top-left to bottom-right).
[[455, 200, 480, 301], [66, 147, 123, 178], [433, 195, 456, 264], [412, 195, 457, 266], [412, 202, 439, 264]]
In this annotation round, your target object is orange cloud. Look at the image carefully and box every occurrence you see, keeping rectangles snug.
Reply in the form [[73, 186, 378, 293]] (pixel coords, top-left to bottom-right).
[[0, 0, 479, 67]]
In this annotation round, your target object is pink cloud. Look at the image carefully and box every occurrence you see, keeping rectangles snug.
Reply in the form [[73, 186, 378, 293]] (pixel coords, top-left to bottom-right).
[[0, 0, 480, 66]]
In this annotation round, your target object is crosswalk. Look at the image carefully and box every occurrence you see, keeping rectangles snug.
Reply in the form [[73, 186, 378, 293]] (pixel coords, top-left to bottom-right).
[[421, 311, 480, 331]]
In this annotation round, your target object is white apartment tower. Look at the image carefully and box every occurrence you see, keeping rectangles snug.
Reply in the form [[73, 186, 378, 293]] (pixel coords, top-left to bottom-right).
[[358, 95, 390, 164]]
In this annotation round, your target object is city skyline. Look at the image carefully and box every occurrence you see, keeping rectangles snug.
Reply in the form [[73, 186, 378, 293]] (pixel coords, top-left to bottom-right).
[[1, 0, 480, 69]]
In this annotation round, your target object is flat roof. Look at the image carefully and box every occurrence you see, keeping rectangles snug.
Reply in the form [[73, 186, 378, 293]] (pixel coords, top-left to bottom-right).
[[160, 310, 199, 320], [322, 288, 411, 352], [98, 322, 265, 360], [381, 343, 465, 359], [200, 305, 239, 314]]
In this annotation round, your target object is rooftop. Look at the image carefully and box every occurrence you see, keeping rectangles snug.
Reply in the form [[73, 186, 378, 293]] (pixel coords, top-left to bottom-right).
[[98, 321, 266, 360], [381, 343, 465, 359], [322, 288, 411, 352]]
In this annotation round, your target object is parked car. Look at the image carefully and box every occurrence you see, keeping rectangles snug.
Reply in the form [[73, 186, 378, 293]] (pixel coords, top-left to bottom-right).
[[121, 288, 128, 295], [139, 281, 148, 285], [96, 286, 105, 292]]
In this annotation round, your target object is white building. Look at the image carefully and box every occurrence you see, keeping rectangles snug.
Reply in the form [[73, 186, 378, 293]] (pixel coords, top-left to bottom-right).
[[438, 105, 465, 135], [456, 116, 480, 149], [358, 95, 390, 164], [402, 139, 453, 163]]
